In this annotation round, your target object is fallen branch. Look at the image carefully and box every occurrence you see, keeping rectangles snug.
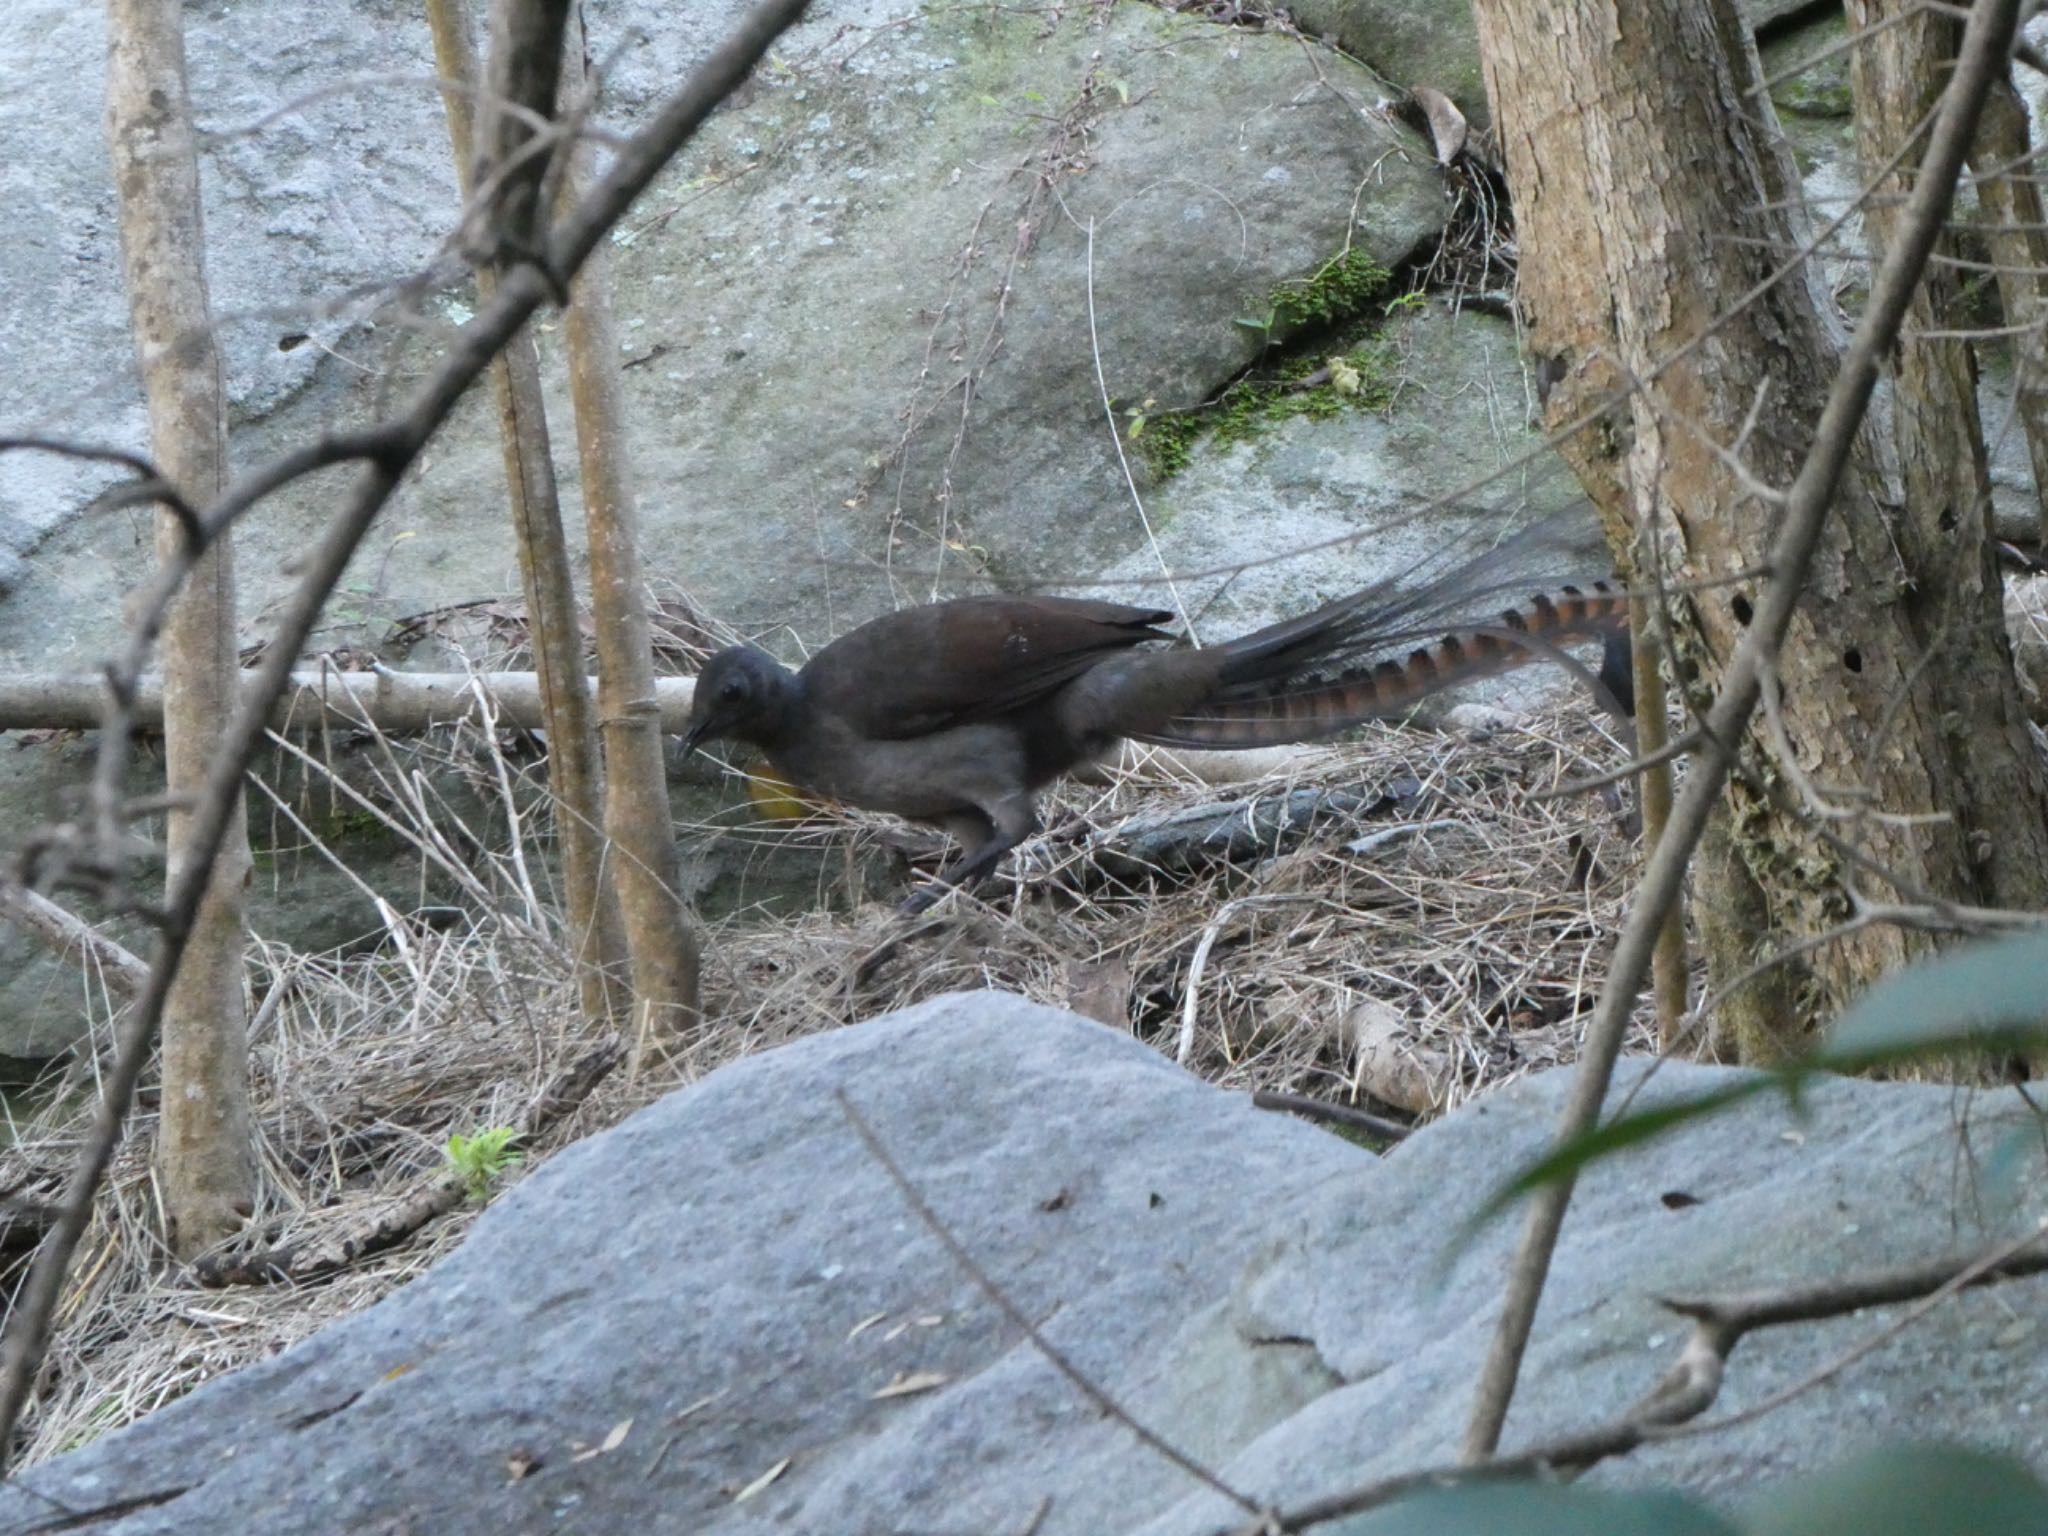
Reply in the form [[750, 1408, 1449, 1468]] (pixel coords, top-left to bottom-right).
[[0, 886, 150, 999], [1089, 785, 1408, 879], [0, 669, 699, 735], [1249, 1090, 1413, 1143]]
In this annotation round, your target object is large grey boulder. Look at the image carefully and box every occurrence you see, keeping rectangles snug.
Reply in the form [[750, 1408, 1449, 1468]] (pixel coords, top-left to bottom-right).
[[0, 0, 1453, 674], [6, 991, 2043, 1533]]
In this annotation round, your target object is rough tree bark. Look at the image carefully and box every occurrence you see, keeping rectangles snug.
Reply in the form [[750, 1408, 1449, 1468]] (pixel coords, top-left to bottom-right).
[[1967, 75, 2048, 550], [104, 0, 256, 1256], [428, 0, 631, 1028], [1474, 0, 2048, 1060], [560, 8, 703, 1047], [1844, 0, 2048, 1026]]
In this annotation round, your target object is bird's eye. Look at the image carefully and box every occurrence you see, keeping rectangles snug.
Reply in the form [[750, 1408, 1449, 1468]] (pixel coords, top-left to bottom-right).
[[719, 677, 745, 703]]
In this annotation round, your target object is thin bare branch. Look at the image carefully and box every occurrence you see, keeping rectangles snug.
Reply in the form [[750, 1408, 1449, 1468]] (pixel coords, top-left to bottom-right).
[[836, 1088, 1265, 1520], [1230, 1225, 2048, 1535]]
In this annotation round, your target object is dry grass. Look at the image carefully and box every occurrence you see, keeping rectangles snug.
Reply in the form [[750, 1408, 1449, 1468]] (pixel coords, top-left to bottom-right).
[[708, 697, 1651, 1104], [0, 691, 1652, 1467]]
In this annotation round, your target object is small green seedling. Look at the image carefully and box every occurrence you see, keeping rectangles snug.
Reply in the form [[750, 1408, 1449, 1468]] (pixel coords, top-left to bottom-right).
[[446, 1126, 524, 1202]]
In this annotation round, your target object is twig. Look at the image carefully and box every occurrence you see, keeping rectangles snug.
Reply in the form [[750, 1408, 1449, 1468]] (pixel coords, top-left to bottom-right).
[[1179, 892, 1331, 1066], [1084, 215, 1196, 639], [0, 886, 150, 1000], [834, 1088, 1264, 1520], [1227, 1224, 2048, 1534], [1250, 1090, 1412, 1143], [1630, 601, 1688, 1049]]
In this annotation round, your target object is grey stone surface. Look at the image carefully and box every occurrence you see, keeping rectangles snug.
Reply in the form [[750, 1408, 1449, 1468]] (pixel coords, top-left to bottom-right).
[[0, 0, 1452, 676], [0, 992, 1367, 1534], [5, 991, 2045, 1534], [1112, 302, 1604, 646], [1285, 0, 1485, 122], [513, 0, 1452, 636], [1139, 1056, 2048, 1533]]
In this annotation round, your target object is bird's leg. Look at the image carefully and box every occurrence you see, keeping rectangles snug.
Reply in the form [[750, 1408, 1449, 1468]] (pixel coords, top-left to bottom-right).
[[899, 799, 1040, 915]]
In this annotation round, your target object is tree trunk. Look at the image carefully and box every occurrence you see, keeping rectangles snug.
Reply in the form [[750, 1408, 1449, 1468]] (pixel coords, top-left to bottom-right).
[[104, 0, 255, 1256], [1846, 0, 2048, 924], [1966, 75, 2048, 549], [560, 10, 704, 1048], [1473, 0, 2048, 1054], [471, 0, 572, 264], [428, 0, 631, 1029]]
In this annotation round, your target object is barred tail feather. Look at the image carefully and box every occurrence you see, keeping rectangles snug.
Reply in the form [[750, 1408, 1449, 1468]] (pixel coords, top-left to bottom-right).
[[1136, 582, 1628, 750]]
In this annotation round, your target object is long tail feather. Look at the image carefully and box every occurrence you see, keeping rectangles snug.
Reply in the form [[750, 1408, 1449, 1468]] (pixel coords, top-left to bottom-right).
[[1135, 581, 1628, 749]]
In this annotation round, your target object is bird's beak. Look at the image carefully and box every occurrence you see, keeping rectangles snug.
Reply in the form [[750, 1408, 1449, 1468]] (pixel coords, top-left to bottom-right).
[[680, 716, 714, 757]]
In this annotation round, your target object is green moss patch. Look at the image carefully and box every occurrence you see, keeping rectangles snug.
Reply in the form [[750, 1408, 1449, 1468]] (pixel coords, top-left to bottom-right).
[[1127, 337, 1400, 480], [1122, 246, 1408, 480]]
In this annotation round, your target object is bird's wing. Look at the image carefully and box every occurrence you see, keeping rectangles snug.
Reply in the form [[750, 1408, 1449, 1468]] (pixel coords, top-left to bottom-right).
[[800, 596, 1176, 741]]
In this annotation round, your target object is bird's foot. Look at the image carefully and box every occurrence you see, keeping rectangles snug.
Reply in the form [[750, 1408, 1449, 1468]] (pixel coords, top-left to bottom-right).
[[897, 884, 945, 918]]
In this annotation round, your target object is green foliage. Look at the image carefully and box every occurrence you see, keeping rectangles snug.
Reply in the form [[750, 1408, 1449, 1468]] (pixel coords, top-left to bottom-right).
[[1825, 928, 2048, 1064], [1739, 1444, 2048, 1535], [1354, 1483, 1738, 1535], [1352, 1446, 2048, 1534], [1254, 247, 1393, 336], [445, 1125, 524, 1202], [1461, 930, 2048, 1242]]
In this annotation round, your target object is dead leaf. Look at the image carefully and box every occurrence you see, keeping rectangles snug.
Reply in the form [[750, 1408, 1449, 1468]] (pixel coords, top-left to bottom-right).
[[1342, 998, 1450, 1115], [871, 1369, 950, 1400], [733, 1456, 791, 1502], [1060, 955, 1132, 1029], [669, 1392, 723, 1424], [571, 1418, 633, 1461], [1409, 84, 1467, 165]]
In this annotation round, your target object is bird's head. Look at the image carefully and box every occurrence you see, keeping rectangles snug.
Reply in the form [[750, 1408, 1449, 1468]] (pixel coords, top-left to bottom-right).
[[681, 644, 799, 756]]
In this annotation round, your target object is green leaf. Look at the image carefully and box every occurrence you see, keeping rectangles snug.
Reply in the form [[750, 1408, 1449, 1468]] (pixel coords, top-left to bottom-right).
[[1975, 1122, 2044, 1222], [1822, 930, 2048, 1068], [1740, 1444, 2048, 1536], [1442, 932, 2048, 1266], [1347, 1482, 1739, 1536], [1452, 1077, 1779, 1247], [445, 1125, 524, 1201]]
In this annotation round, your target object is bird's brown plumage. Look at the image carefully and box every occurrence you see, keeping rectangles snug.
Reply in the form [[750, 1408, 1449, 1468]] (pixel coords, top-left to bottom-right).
[[682, 558, 1628, 913]]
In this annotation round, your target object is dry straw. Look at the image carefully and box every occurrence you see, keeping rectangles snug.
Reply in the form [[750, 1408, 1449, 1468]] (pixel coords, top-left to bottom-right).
[[0, 684, 1653, 1466]]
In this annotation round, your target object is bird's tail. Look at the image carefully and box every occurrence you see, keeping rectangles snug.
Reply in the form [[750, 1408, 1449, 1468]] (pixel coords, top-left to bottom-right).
[[1133, 581, 1629, 749]]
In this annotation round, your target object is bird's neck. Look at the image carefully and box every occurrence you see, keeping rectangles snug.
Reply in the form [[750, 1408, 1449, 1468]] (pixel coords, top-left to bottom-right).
[[745, 667, 809, 755]]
